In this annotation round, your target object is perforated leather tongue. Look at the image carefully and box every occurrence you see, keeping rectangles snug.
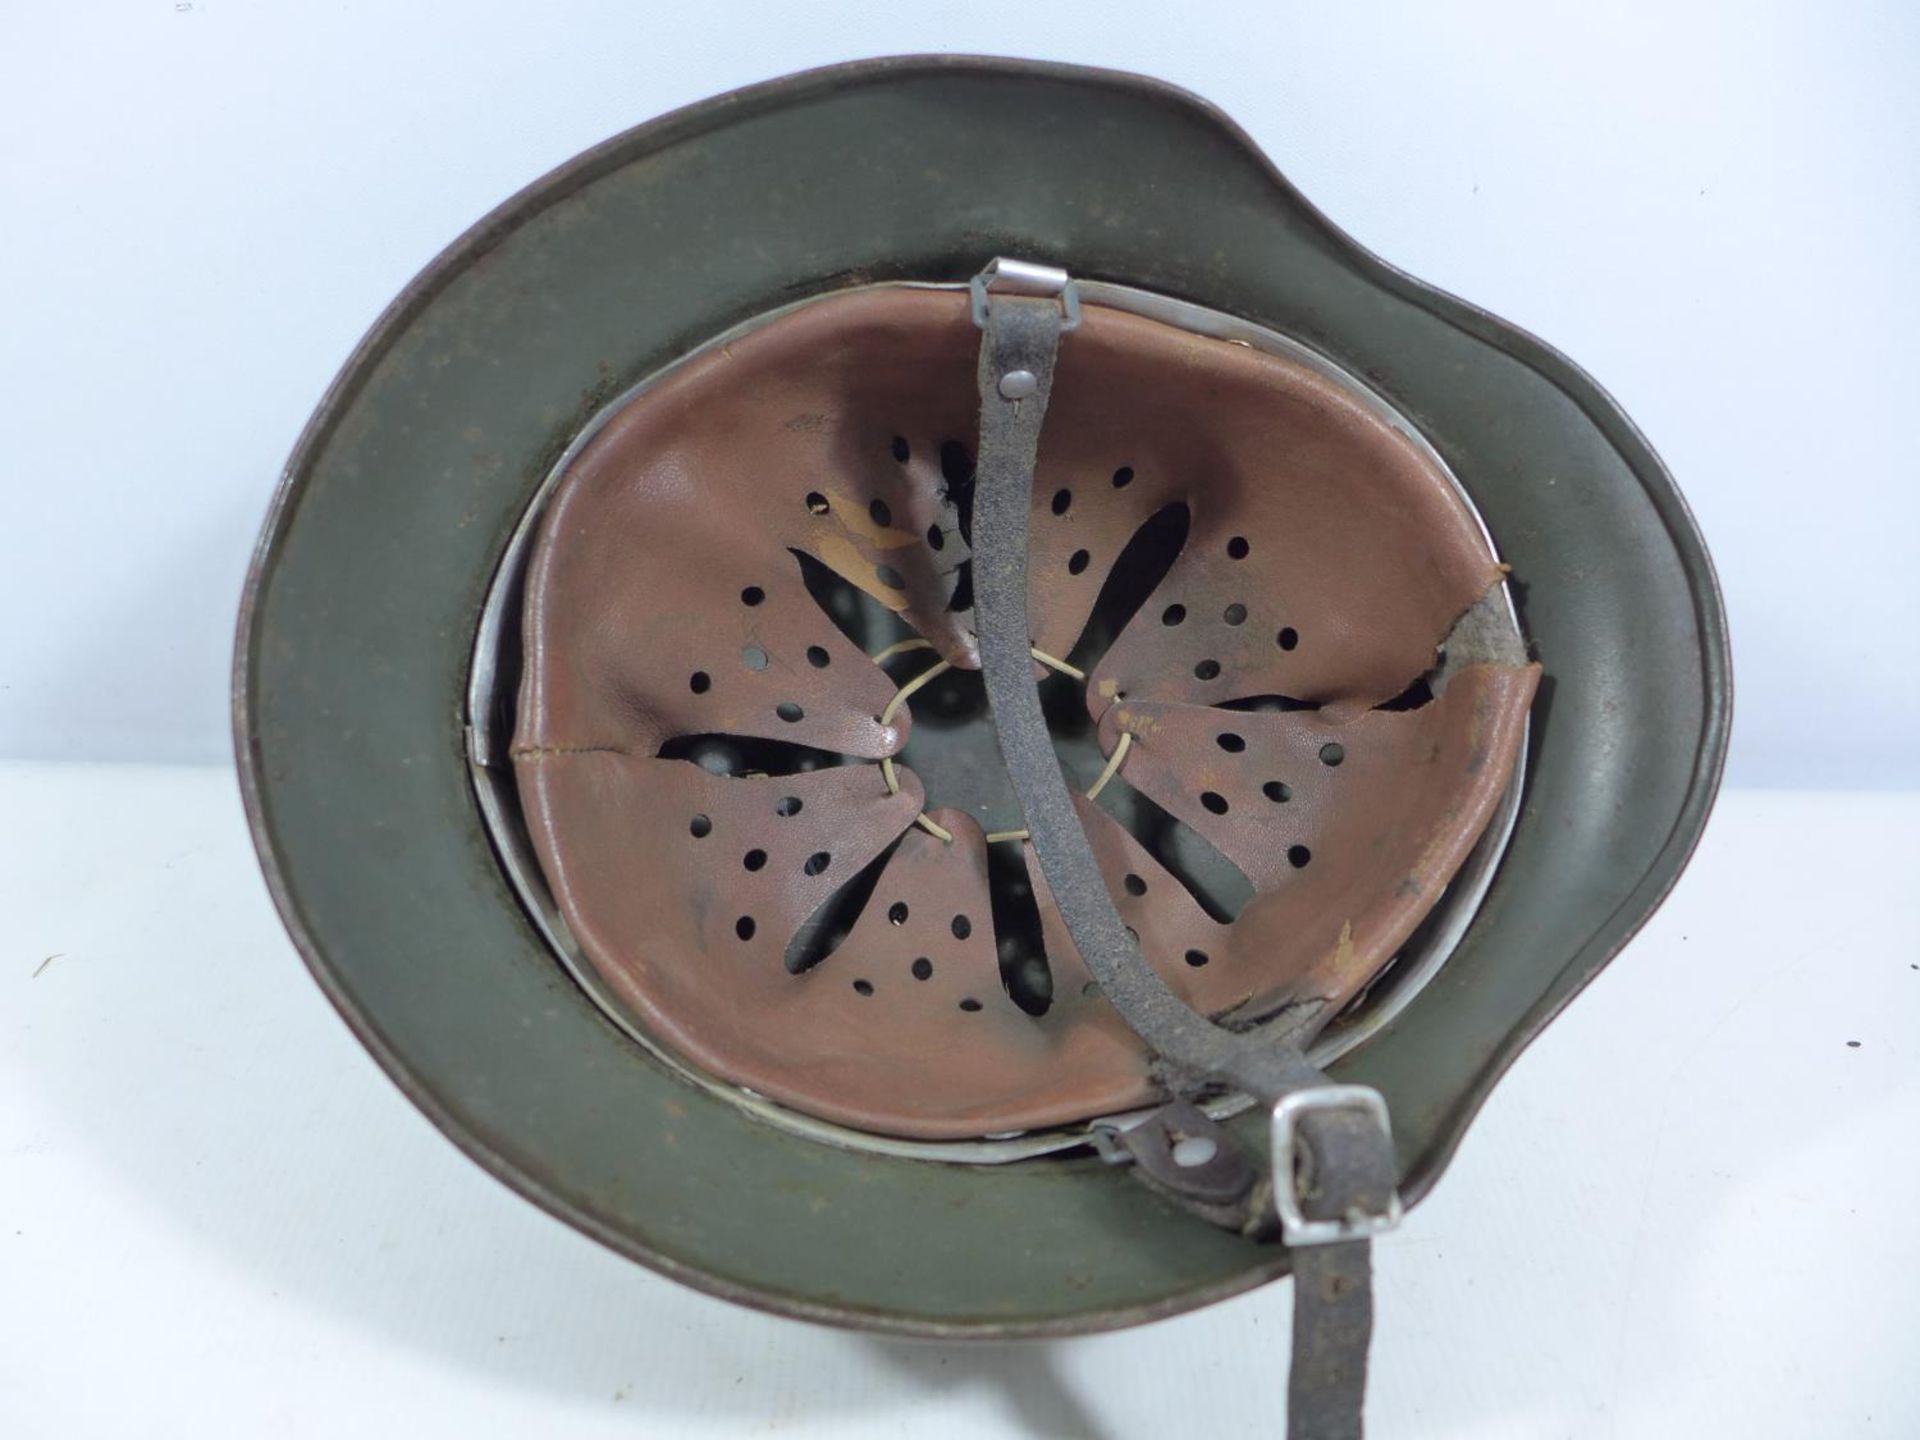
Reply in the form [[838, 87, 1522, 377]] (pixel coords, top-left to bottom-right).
[[511, 286, 1539, 1140]]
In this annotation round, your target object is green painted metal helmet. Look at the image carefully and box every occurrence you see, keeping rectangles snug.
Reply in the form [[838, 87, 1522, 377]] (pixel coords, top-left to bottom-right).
[[236, 54, 1727, 1373]]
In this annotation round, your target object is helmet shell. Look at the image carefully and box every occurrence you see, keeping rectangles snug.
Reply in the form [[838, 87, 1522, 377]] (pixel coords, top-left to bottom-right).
[[235, 55, 1729, 1336]]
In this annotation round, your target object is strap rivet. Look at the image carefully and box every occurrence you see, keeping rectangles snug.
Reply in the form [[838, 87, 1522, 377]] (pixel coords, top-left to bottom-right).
[[998, 369, 1039, 400]]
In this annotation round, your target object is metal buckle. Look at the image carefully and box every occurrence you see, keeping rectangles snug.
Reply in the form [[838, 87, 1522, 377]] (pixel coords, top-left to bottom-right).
[[1270, 1085, 1403, 1246], [970, 257, 1082, 331]]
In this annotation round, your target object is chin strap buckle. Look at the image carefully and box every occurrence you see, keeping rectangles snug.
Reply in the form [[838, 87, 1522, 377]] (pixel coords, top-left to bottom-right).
[[1271, 1085, 1404, 1247]]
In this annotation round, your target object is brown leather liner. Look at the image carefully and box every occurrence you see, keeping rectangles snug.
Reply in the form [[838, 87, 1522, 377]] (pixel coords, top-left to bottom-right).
[[513, 287, 1538, 1140]]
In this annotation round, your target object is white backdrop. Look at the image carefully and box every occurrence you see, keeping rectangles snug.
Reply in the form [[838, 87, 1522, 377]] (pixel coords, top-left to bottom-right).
[[1, 0, 1915, 784]]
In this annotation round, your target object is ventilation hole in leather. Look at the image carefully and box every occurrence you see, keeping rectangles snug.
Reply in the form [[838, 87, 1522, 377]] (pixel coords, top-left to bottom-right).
[[1375, 675, 1436, 711], [959, 997, 983, 1012], [852, 979, 874, 996], [874, 564, 905, 590], [741, 586, 765, 606], [689, 670, 711, 694], [1218, 693, 1320, 714], [1123, 873, 1147, 897], [891, 435, 910, 463], [742, 849, 767, 872], [911, 957, 933, 980], [869, 498, 893, 528], [926, 524, 945, 551], [1051, 488, 1072, 515], [742, 645, 768, 671], [806, 645, 831, 668], [888, 901, 909, 925], [1194, 659, 1221, 681], [1216, 732, 1246, 753], [803, 851, 831, 876], [1223, 603, 1247, 626], [1263, 780, 1292, 803], [1067, 549, 1091, 575], [1112, 465, 1135, 488], [951, 914, 973, 940], [805, 491, 830, 515], [986, 842, 1050, 1016], [735, 916, 756, 940], [1184, 948, 1210, 968], [1277, 627, 1300, 651], [776, 795, 803, 817], [782, 836, 897, 974], [1201, 791, 1229, 815], [689, 814, 712, 838], [775, 701, 804, 723], [1319, 742, 1346, 767], [1226, 535, 1250, 560], [1162, 604, 1187, 626], [1288, 845, 1312, 869]]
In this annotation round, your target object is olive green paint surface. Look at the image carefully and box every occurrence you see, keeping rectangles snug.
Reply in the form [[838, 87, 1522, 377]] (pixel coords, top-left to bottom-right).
[[235, 57, 1729, 1335]]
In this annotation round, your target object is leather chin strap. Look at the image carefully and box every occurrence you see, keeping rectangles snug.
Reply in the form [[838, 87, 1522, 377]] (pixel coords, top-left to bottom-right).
[[969, 263, 1401, 1440]]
